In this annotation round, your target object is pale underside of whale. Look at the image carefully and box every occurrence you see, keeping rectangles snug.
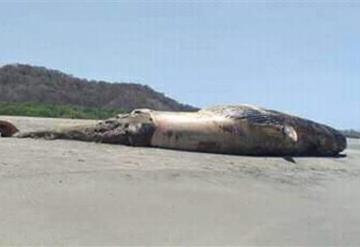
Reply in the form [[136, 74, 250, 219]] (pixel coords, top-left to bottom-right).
[[13, 105, 347, 157]]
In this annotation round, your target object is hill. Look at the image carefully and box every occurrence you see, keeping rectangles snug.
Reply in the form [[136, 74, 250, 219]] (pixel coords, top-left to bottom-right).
[[0, 64, 197, 114]]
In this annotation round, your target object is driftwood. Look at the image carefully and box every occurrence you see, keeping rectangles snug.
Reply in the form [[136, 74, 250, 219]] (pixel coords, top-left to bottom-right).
[[0, 120, 18, 137]]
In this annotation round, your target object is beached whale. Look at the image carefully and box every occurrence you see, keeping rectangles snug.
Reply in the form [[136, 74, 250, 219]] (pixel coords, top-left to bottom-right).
[[14, 105, 347, 156]]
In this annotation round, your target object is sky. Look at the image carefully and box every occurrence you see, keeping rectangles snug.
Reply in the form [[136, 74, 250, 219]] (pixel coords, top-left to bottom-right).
[[0, 1, 359, 129]]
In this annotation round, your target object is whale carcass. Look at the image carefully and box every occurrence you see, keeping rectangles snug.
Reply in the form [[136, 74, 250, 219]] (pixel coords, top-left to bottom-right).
[[15, 105, 347, 156]]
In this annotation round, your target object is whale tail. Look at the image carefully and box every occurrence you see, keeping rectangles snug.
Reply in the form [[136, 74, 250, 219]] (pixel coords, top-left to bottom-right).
[[15, 130, 64, 140], [15, 124, 103, 142], [15, 123, 131, 144]]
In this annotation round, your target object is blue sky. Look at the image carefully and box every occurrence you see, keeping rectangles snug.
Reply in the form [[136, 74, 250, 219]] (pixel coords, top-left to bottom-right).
[[0, 1, 359, 129]]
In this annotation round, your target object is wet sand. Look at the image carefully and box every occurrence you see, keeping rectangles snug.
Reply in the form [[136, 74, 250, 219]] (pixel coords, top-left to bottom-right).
[[1, 116, 359, 245]]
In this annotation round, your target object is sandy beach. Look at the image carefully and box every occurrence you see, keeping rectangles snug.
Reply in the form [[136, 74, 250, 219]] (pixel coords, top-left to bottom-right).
[[0, 116, 359, 246]]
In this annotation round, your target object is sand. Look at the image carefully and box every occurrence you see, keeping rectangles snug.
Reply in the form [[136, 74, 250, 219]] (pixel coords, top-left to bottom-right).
[[0, 116, 359, 245]]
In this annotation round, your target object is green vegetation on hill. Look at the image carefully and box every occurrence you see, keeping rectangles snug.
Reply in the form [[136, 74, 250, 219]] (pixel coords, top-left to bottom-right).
[[0, 64, 197, 112], [0, 102, 124, 119]]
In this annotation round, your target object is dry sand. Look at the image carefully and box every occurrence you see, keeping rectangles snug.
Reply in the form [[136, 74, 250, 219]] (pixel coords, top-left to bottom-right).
[[0, 116, 360, 246]]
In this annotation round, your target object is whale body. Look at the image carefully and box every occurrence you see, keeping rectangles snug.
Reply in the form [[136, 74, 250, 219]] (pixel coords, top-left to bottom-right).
[[15, 105, 347, 156]]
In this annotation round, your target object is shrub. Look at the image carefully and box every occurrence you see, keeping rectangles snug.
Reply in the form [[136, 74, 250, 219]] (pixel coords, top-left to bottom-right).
[[0, 102, 124, 119]]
